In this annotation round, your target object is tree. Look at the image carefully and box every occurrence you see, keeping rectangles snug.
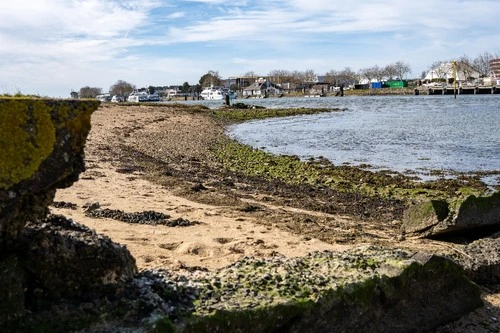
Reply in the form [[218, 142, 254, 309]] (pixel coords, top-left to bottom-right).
[[384, 63, 398, 80], [290, 70, 306, 85], [337, 67, 357, 85], [181, 82, 191, 94], [303, 69, 317, 83], [428, 60, 448, 81], [473, 51, 494, 77], [324, 69, 339, 85], [199, 70, 221, 88], [79, 86, 102, 98], [110, 80, 135, 97], [267, 69, 292, 85], [147, 86, 156, 94], [358, 66, 377, 83], [457, 55, 476, 81], [393, 61, 411, 80]]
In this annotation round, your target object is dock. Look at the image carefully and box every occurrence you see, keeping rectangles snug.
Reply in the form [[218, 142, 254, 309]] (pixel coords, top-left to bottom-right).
[[415, 86, 500, 95]]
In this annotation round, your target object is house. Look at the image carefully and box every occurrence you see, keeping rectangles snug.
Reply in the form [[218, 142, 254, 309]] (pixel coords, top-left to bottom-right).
[[308, 84, 329, 96], [424, 61, 481, 84], [242, 78, 283, 97]]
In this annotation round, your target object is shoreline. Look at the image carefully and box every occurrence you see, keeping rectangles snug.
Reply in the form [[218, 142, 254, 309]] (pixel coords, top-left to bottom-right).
[[51, 103, 499, 331]]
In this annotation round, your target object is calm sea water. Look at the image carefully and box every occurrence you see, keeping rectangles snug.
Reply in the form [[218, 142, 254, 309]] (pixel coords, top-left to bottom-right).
[[206, 95, 500, 185]]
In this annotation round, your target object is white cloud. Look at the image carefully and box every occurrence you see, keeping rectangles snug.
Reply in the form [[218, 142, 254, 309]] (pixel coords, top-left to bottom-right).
[[1, 0, 499, 96]]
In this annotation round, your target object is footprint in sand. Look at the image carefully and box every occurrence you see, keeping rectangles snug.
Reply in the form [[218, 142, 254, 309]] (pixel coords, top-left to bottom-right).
[[175, 242, 217, 257]]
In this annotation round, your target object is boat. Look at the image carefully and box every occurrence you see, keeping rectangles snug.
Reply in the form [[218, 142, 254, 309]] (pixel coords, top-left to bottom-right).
[[147, 92, 160, 102], [127, 91, 148, 102], [96, 94, 112, 102], [200, 86, 224, 100]]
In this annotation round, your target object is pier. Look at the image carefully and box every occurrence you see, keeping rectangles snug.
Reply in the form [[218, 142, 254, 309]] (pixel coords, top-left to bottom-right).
[[415, 86, 499, 95]]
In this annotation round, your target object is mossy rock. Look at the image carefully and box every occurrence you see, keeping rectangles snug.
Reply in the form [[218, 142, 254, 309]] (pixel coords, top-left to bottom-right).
[[159, 247, 482, 332], [402, 192, 500, 238], [0, 98, 99, 189], [401, 200, 449, 236], [0, 97, 100, 243], [454, 191, 500, 228]]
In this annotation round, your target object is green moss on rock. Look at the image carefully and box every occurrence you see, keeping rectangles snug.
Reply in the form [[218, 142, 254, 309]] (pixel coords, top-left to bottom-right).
[[0, 99, 56, 189], [402, 200, 450, 234], [0, 98, 100, 190]]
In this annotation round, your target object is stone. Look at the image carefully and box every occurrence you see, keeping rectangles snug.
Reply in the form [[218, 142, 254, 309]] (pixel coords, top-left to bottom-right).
[[18, 215, 137, 308], [449, 232, 500, 285], [173, 247, 483, 333], [401, 192, 500, 238], [0, 256, 25, 323], [401, 199, 449, 235], [0, 98, 100, 248]]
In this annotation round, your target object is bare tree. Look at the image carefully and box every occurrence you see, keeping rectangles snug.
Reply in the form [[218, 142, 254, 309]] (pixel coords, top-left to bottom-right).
[[290, 70, 305, 85], [393, 61, 411, 80], [337, 67, 357, 85], [109, 80, 135, 97], [428, 60, 448, 81], [79, 86, 102, 98], [324, 69, 339, 85], [372, 65, 384, 82], [473, 51, 494, 77], [268, 69, 291, 85], [358, 66, 377, 83], [457, 55, 476, 81], [384, 63, 398, 80], [303, 69, 317, 83]]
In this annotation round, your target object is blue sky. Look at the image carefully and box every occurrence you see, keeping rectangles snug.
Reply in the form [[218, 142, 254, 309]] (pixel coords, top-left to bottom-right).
[[1, 0, 499, 97]]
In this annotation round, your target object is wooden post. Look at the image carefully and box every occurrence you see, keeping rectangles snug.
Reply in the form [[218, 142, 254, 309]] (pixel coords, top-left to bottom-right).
[[453, 61, 457, 99]]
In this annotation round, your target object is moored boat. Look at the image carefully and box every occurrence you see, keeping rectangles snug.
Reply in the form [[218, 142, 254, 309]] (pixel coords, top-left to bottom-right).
[[200, 86, 224, 100]]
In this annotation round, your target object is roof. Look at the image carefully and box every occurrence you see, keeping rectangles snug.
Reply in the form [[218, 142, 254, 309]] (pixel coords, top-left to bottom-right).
[[424, 61, 481, 81]]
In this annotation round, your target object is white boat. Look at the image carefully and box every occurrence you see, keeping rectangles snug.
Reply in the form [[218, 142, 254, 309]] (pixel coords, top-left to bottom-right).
[[200, 86, 224, 100], [128, 91, 161, 102], [127, 91, 148, 102]]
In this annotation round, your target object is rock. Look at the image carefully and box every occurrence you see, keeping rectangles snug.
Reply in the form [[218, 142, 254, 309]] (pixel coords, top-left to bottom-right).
[[449, 233, 500, 285], [453, 192, 500, 230], [401, 199, 449, 235], [18, 215, 137, 308], [171, 247, 482, 333], [0, 256, 25, 323], [0, 98, 100, 247], [0, 98, 102, 326], [401, 192, 500, 238]]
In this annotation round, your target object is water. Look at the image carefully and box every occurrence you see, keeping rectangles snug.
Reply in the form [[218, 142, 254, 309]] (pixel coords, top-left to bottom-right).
[[219, 95, 500, 185]]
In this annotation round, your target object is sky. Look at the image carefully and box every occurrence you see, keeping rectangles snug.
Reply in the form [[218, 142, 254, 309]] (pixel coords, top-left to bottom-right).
[[1, 0, 499, 98]]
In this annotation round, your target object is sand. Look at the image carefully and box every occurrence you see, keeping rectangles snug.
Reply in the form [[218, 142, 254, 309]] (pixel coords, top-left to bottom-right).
[[51, 103, 499, 332]]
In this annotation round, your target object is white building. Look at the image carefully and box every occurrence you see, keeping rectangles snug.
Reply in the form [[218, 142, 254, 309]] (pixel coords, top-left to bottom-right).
[[424, 61, 481, 84]]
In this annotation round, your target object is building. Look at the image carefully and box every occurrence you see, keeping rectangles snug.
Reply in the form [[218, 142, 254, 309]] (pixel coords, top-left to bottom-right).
[[490, 58, 500, 78], [423, 61, 481, 84], [242, 78, 283, 97]]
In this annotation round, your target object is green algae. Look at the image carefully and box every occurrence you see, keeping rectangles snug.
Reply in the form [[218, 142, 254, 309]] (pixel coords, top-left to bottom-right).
[[213, 107, 341, 122], [212, 136, 485, 203], [207, 106, 491, 203]]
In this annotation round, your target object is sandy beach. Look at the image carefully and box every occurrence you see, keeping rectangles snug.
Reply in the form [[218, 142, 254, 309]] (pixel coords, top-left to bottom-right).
[[51, 103, 499, 332]]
